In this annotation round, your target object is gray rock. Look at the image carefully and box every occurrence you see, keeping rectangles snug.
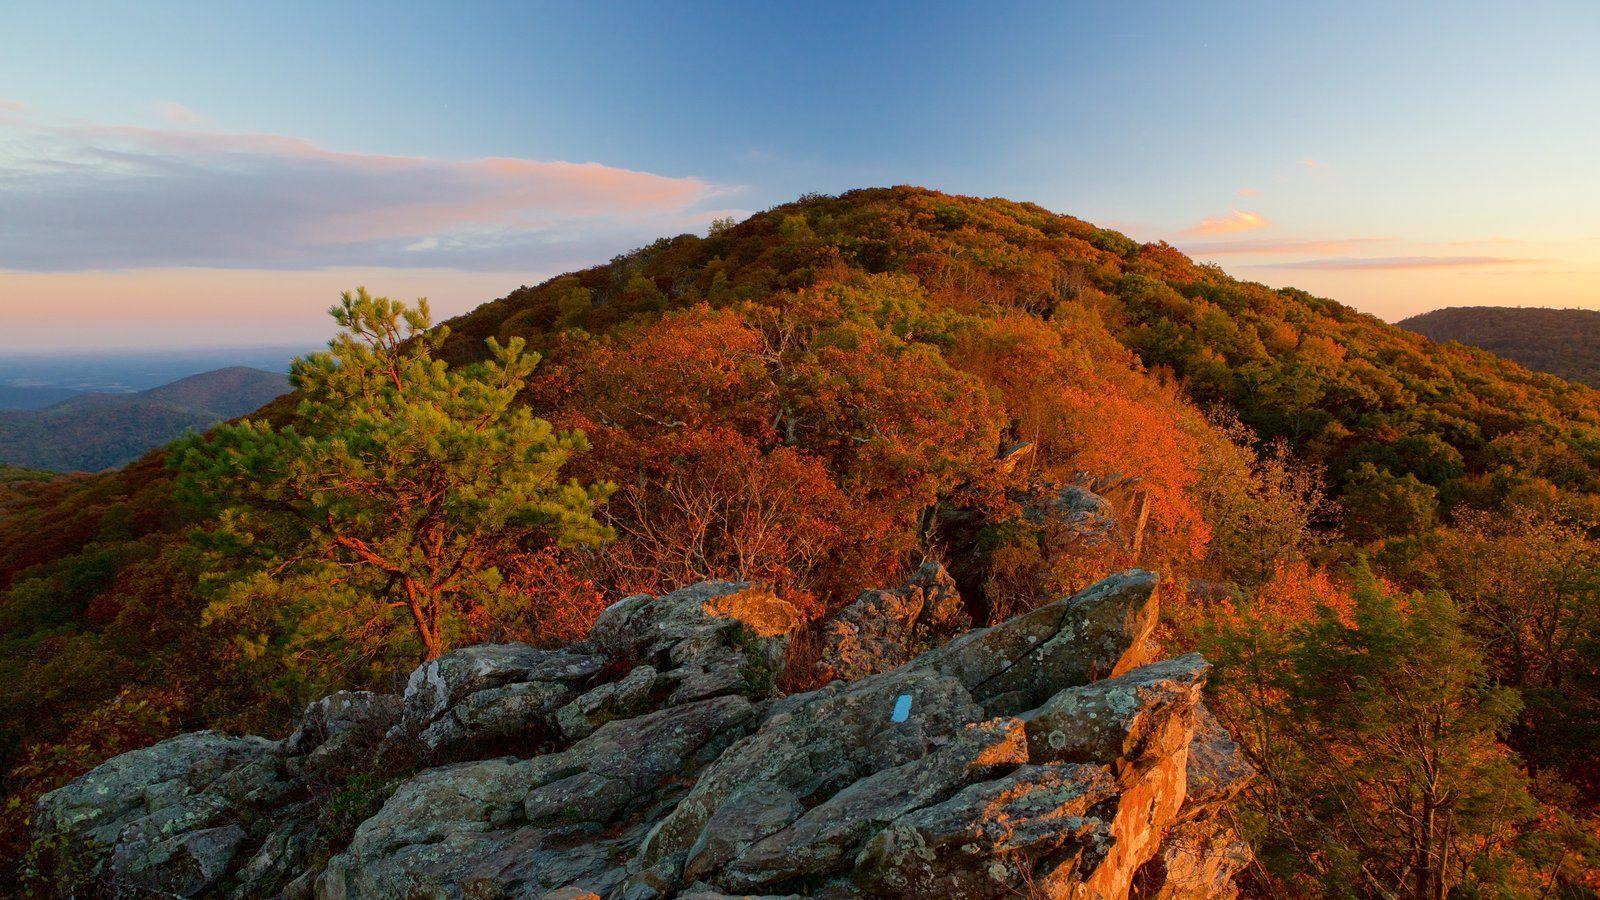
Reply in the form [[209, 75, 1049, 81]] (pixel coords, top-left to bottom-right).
[[591, 581, 800, 664], [591, 582, 800, 708], [32, 570, 1254, 900], [557, 664, 660, 741], [392, 643, 605, 758], [286, 690, 402, 773], [401, 643, 605, 738], [1179, 703, 1255, 815], [33, 730, 282, 896], [630, 663, 987, 894], [1022, 653, 1209, 766], [817, 561, 969, 681], [918, 568, 1160, 714], [322, 696, 757, 898], [718, 718, 1027, 889], [855, 763, 1118, 896]]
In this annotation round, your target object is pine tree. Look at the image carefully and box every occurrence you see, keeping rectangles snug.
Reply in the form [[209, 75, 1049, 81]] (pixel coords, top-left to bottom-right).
[[174, 289, 612, 671]]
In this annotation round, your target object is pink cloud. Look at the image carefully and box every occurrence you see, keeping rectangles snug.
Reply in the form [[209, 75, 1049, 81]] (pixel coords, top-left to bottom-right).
[[1235, 187, 1258, 197], [0, 110, 730, 271], [1300, 158, 1327, 170], [158, 101, 203, 124], [1182, 209, 1272, 237]]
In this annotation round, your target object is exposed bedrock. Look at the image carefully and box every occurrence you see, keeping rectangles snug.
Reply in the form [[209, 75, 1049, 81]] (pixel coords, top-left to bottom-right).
[[31, 570, 1253, 899]]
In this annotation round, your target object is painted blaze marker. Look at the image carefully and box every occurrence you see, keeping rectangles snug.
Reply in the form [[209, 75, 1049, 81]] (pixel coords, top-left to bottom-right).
[[891, 693, 913, 723]]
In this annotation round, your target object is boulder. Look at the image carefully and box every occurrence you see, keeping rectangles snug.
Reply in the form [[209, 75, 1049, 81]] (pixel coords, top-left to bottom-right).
[[855, 763, 1118, 895], [557, 664, 661, 741], [715, 718, 1027, 888], [320, 696, 758, 898], [1021, 653, 1209, 766], [591, 582, 799, 705], [399, 644, 606, 754], [918, 568, 1161, 714], [285, 690, 402, 773], [1130, 705, 1256, 899], [1131, 817, 1253, 900], [816, 560, 969, 681], [32, 730, 283, 896]]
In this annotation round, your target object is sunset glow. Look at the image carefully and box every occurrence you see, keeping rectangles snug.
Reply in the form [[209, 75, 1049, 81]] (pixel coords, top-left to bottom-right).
[[3, 2, 1597, 347]]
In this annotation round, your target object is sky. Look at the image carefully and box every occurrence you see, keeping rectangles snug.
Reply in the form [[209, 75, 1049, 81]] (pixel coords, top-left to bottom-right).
[[2, 0, 1597, 349]]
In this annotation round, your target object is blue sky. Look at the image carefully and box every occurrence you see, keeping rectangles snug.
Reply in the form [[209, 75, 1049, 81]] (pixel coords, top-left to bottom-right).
[[2, 1, 1597, 347]]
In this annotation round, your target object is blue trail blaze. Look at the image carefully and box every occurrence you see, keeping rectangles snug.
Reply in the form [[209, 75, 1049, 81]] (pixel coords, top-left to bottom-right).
[[891, 694, 913, 723]]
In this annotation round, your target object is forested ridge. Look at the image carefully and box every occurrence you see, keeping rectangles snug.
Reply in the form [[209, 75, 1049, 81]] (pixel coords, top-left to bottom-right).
[[1402, 305, 1600, 389], [3, 187, 1597, 895], [0, 366, 290, 472]]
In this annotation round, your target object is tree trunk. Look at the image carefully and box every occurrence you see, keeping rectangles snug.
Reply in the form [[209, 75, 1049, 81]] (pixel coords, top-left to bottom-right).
[[405, 579, 445, 660]]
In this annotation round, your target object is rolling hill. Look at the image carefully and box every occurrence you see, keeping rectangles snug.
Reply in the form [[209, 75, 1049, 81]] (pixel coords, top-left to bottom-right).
[[0, 366, 289, 471], [1400, 305, 1600, 388]]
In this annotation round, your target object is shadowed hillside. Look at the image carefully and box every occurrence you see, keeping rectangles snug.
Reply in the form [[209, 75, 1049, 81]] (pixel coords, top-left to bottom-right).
[[1400, 305, 1600, 388], [0, 366, 288, 471]]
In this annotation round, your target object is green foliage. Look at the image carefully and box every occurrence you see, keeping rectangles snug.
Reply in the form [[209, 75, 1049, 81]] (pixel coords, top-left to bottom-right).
[[1206, 565, 1562, 896], [1341, 461, 1439, 543], [173, 288, 612, 671]]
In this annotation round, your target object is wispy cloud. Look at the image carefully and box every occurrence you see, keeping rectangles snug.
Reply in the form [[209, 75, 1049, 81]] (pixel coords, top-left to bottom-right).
[[1182, 209, 1272, 237], [1299, 158, 1327, 170], [0, 99, 25, 112], [1250, 255, 1541, 271], [1235, 187, 1258, 197], [0, 109, 733, 272], [1181, 237, 1390, 256], [157, 101, 203, 124]]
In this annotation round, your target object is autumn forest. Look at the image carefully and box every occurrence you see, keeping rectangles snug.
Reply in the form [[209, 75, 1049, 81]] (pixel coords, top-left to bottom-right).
[[3, 187, 1599, 895]]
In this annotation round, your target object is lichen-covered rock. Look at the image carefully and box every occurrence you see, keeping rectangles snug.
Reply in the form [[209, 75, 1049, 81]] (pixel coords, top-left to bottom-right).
[[285, 690, 402, 773], [592, 582, 799, 708], [32, 730, 283, 896], [816, 560, 969, 681], [31, 570, 1253, 900], [1130, 704, 1256, 899], [918, 568, 1160, 714], [716, 718, 1028, 889], [856, 763, 1118, 895], [557, 664, 660, 740], [398, 644, 607, 753], [1022, 653, 1208, 766]]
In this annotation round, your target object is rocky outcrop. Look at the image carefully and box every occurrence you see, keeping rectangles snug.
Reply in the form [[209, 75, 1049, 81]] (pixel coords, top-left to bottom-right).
[[29, 732, 285, 897], [816, 560, 969, 681], [30, 570, 1252, 899]]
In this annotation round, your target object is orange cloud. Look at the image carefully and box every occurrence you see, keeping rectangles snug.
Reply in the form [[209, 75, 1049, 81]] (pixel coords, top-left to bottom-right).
[[1300, 158, 1327, 170], [1182, 209, 1272, 237], [1181, 237, 1389, 256], [1251, 255, 1541, 271]]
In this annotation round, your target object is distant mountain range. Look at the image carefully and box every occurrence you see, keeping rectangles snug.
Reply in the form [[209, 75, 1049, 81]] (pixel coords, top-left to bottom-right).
[[1399, 306, 1600, 388], [0, 366, 289, 471]]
